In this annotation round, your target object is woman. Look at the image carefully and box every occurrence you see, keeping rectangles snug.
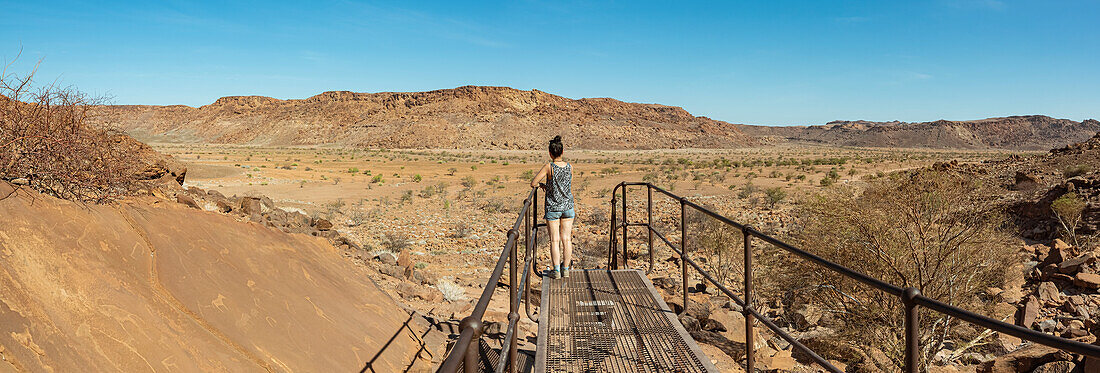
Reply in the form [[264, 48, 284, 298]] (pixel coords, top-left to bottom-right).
[[530, 136, 574, 279]]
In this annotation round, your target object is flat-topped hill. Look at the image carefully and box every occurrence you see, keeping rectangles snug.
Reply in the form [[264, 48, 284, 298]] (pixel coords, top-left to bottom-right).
[[92, 86, 755, 149], [739, 115, 1100, 150]]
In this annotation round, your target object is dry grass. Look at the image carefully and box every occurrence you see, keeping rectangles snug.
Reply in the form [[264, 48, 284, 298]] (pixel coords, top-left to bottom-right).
[[1, 57, 145, 202]]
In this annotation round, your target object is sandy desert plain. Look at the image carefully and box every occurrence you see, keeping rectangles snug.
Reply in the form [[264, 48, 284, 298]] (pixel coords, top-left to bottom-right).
[[150, 142, 1023, 368]]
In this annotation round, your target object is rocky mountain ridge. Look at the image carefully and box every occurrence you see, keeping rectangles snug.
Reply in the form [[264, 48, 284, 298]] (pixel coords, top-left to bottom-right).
[[739, 115, 1100, 150], [92, 86, 754, 149]]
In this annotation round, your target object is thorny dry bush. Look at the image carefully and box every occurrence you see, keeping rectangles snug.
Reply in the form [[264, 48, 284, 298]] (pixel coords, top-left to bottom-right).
[[1, 59, 142, 202], [686, 206, 745, 289], [781, 171, 1016, 370]]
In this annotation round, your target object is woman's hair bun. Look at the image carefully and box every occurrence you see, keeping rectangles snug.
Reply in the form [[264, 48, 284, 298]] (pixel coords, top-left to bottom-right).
[[551, 135, 562, 143]]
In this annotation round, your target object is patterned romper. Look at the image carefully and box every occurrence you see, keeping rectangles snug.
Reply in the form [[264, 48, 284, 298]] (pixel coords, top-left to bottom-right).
[[545, 162, 574, 220]]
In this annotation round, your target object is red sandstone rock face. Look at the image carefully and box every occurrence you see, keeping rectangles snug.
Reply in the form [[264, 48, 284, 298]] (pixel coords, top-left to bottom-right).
[[90, 86, 755, 149], [0, 186, 441, 372]]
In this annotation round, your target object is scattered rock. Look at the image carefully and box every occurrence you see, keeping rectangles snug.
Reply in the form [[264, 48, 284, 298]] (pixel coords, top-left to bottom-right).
[[1074, 272, 1100, 289], [977, 344, 1068, 373], [995, 332, 1021, 354], [379, 264, 405, 279], [397, 250, 413, 270], [376, 252, 398, 266], [1037, 319, 1057, 333], [1052, 239, 1072, 251], [1031, 361, 1075, 373], [215, 199, 233, 213], [1058, 253, 1096, 274], [1020, 295, 1040, 328], [176, 194, 201, 209], [11, 177, 29, 185], [791, 304, 822, 329], [260, 196, 275, 210], [239, 197, 262, 215], [758, 349, 796, 371], [651, 277, 679, 291], [312, 217, 333, 231], [1037, 281, 1064, 306], [1014, 171, 1040, 191]]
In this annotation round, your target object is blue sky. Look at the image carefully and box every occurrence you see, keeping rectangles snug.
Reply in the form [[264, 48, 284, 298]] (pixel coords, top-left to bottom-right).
[[2, 0, 1098, 125]]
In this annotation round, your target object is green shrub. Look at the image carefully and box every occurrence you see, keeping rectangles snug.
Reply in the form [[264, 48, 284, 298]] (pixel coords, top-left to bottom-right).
[[1064, 164, 1092, 178], [764, 187, 786, 207]]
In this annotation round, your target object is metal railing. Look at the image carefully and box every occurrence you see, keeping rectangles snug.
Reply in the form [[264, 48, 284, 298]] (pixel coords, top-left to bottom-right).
[[608, 181, 1100, 373], [438, 186, 543, 373]]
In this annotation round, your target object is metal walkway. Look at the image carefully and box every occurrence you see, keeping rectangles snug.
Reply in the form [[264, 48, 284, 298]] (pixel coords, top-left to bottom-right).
[[535, 269, 717, 373]]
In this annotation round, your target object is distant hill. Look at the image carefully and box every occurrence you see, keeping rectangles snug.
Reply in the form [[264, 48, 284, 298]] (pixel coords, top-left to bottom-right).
[[738, 116, 1100, 150], [91, 86, 755, 149]]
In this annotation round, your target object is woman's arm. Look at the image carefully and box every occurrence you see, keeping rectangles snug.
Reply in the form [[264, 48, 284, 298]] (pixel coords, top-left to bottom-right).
[[530, 164, 550, 188]]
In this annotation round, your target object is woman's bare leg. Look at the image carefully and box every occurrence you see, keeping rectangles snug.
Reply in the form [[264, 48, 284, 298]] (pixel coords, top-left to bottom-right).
[[561, 218, 574, 269], [548, 219, 561, 270]]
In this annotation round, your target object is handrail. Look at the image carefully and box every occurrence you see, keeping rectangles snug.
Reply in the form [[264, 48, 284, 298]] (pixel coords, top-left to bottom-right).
[[438, 185, 542, 373], [608, 181, 1100, 373]]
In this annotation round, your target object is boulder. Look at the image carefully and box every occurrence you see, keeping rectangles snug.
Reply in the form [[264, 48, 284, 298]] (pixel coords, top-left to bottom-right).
[[260, 196, 276, 210], [1031, 361, 1075, 373], [977, 344, 1067, 373], [758, 349, 795, 371], [708, 309, 761, 347], [394, 282, 425, 300], [206, 189, 226, 200], [239, 197, 262, 216], [379, 264, 405, 279], [11, 177, 29, 185], [1058, 253, 1096, 274], [995, 332, 1021, 354], [176, 194, 201, 209], [311, 217, 333, 231], [1014, 171, 1040, 191], [287, 212, 311, 228], [397, 250, 413, 270], [651, 277, 679, 291], [1053, 239, 1072, 251], [215, 199, 233, 213], [791, 304, 822, 329], [1074, 272, 1100, 289], [376, 252, 398, 266], [678, 315, 700, 332], [1037, 281, 1064, 306], [1019, 295, 1040, 328], [412, 269, 441, 286]]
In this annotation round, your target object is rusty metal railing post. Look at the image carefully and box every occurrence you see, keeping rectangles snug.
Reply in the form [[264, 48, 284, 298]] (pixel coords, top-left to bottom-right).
[[743, 227, 755, 372], [525, 190, 536, 322], [903, 287, 921, 373], [647, 184, 654, 273], [532, 187, 538, 272], [609, 187, 617, 270], [621, 183, 628, 269], [459, 316, 484, 373], [680, 197, 688, 317], [507, 227, 518, 373]]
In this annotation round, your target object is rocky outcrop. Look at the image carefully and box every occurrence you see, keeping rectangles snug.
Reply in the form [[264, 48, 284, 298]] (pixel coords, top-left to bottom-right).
[[91, 86, 755, 150], [740, 116, 1100, 150], [0, 182, 444, 371]]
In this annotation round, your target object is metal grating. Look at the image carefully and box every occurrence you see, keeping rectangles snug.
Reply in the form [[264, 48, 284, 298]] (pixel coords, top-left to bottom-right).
[[535, 270, 718, 373]]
